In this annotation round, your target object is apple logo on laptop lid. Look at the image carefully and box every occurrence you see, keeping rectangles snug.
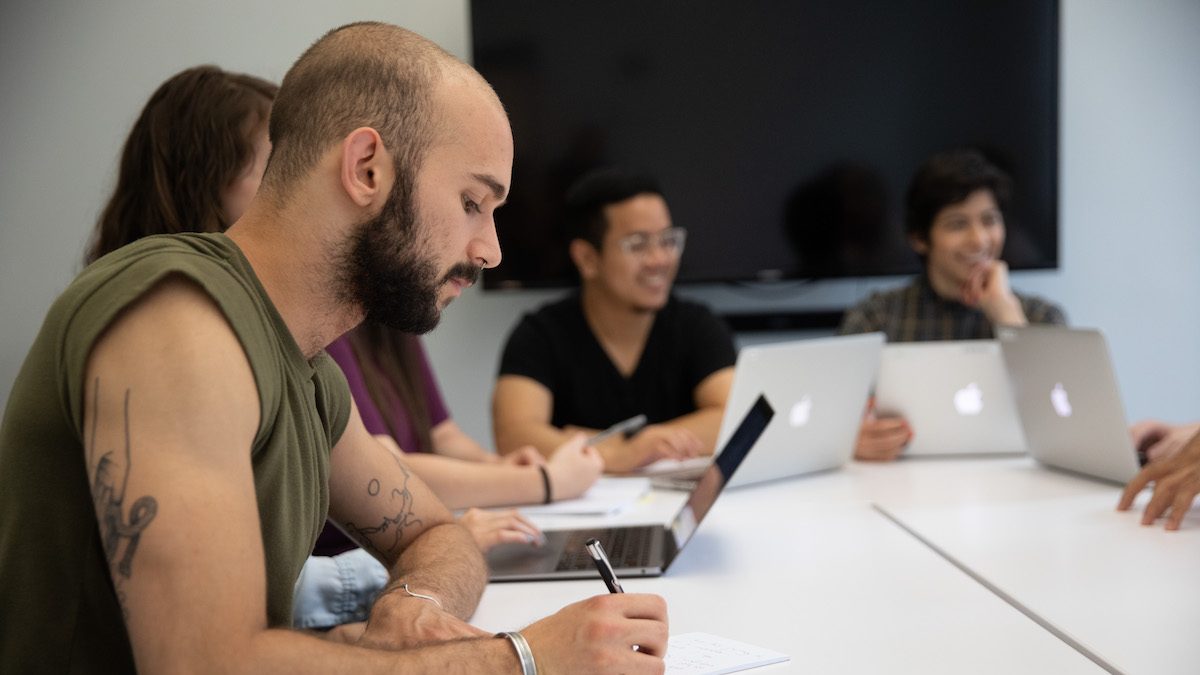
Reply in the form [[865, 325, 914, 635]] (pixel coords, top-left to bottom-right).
[[789, 395, 813, 427], [1051, 382, 1073, 418], [953, 382, 984, 416]]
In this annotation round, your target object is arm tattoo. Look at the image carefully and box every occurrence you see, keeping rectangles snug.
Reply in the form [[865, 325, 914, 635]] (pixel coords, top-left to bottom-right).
[[343, 452, 423, 559], [86, 379, 159, 617]]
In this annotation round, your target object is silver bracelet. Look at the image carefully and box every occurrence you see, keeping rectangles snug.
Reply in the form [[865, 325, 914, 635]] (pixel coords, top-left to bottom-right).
[[400, 583, 444, 611], [496, 631, 538, 675]]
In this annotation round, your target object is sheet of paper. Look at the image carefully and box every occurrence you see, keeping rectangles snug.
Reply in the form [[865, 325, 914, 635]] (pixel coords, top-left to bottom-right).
[[665, 632, 790, 675], [517, 477, 651, 516]]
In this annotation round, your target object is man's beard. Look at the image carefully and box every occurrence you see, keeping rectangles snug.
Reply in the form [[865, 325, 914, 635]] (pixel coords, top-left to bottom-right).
[[336, 174, 480, 334]]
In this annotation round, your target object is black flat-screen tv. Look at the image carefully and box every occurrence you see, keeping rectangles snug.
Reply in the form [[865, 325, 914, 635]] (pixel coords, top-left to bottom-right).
[[470, 1, 1059, 290]]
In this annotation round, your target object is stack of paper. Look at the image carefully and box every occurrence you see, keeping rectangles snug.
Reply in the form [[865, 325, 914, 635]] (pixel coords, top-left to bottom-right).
[[518, 477, 651, 516], [632, 456, 713, 479]]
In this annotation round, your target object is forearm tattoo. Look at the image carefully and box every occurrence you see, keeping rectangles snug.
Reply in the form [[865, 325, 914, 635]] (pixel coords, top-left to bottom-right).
[[85, 379, 158, 618], [343, 453, 423, 559]]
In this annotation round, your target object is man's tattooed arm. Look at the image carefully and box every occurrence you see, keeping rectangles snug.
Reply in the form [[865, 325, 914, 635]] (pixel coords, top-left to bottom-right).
[[85, 378, 159, 619], [341, 452, 423, 560], [336, 442, 487, 622]]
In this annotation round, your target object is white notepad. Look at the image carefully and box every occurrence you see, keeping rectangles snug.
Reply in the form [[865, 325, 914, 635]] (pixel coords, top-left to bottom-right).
[[665, 632, 790, 675], [516, 477, 651, 516]]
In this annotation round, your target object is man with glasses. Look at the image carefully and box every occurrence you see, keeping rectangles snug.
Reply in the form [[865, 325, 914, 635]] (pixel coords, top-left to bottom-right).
[[493, 169, 736, 472]]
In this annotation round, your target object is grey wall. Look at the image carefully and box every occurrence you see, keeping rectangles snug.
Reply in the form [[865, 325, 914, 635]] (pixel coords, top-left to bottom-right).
[[3, 1, 1198, 448]]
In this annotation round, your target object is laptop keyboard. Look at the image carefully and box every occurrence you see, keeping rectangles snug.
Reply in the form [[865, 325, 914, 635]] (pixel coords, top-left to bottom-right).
[[555, 527, 657, 571]]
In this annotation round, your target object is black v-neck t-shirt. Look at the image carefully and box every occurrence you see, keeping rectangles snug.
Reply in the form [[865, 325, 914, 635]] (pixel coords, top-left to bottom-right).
[[498, 293, 736, 430]]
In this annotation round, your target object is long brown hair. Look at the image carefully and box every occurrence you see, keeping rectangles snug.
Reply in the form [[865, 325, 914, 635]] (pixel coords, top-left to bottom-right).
[[347, 323, 434, 453], [86, 65, 277, 263]]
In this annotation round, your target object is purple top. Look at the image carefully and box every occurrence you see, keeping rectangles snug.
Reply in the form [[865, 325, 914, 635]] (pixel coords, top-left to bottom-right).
[[314, 332, 451, 556], [325, 333, 450, 451]]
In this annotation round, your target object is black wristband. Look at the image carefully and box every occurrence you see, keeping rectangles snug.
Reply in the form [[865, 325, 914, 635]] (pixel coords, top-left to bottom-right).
[[537, 465, 552, 504]]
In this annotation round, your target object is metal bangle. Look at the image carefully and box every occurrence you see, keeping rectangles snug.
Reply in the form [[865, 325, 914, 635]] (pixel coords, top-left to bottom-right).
[[496, 631, 538, 675], [401, 583, 443, 611]]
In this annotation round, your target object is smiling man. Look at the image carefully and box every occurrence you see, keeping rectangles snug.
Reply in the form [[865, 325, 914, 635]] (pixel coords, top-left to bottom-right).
[[0, 23, 667, 674], [493, 169, 736, 473], [839, 148, 1066, 460]]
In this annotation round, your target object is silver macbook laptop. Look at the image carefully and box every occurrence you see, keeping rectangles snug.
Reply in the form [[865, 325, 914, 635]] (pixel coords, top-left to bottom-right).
[[998, 326, 1140, 484], [875, 340, 1026, 456], [487, 395, 773, 581], [714, 333, 883, 488]]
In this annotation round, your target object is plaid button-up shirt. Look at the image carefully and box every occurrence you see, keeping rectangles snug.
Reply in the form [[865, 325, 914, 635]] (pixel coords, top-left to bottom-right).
[[838, 274, 1066, 342]]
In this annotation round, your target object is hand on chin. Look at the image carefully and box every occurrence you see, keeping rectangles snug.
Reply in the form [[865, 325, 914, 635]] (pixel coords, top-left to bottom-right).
[[958, 261, 993, 307]]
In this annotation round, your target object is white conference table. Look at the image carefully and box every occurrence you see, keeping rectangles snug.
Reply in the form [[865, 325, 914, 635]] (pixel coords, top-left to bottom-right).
[[470, 457, 1199, 674]]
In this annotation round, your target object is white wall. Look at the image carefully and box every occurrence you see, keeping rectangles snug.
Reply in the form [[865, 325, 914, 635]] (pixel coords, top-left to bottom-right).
[[3, 1, 1198, 447], [0, 0, 470, 410]]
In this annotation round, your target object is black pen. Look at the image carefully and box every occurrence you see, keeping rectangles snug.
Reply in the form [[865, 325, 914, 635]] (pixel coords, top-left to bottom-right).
[[584, 538, 624, 593], [586, 539, 641, 652]]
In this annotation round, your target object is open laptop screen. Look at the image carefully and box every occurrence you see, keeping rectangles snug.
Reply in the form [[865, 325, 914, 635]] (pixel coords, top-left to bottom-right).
[[669, 395, 774, 548]]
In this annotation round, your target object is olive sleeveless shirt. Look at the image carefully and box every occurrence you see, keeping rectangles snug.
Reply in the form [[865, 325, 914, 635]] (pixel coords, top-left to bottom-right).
[[0, 233, 351, 672]]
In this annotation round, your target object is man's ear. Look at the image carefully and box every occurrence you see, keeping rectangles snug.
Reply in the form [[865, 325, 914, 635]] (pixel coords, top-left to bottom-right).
[[340, 127, 391, 208], [908, 232, 930, 256], [569, 239, 600, 280]]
